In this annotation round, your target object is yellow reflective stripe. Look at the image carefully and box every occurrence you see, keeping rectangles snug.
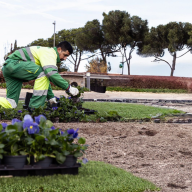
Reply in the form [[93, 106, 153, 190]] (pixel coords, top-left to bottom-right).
[[34, 76, 49, 91], [0, 97, 13, 108]]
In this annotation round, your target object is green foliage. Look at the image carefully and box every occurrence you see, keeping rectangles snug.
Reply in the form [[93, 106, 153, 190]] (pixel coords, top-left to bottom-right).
[[138, 22, 192, 76], [0, 115, 88, 164], [106, 86, 187, 93]]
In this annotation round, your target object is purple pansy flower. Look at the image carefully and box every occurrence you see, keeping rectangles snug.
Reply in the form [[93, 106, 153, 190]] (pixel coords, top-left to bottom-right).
[[52, 107, 58, 111], [12, 118, 21, 125], [73, 128, 79, 138], [1, 122, 7, 131], [67, 129, 74, 135], [55, 96, 60, 101], [34, 115, 46, 125], [18, 110, 22, 113], [24, 114, 33, 122], [45, 138, 48, 141], [82, 158, 88, 164], [59, 129, 64, 135], [68, 97, 71, 99], [51, 126, 55, 130], [23, 114, 39, 134]]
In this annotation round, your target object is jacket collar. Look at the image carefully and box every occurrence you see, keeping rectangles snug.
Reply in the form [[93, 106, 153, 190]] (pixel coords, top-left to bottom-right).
[[53, 47, 61, 63]]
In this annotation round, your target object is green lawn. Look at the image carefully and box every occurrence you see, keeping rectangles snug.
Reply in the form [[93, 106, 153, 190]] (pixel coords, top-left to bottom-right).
[[16, 100, 183, 121], [0, 161, 159, 192], [83, 102, 183, 120]]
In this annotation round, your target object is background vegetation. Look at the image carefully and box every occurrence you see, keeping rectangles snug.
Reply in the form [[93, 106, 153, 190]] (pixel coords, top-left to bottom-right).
[[7, 10, 192, 76]]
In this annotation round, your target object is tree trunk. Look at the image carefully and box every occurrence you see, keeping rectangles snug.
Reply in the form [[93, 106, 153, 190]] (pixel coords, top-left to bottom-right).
[[127, 61, 130, 75], [170, 52, 176, 76], [125, 47, 134, 75], [100, 50, 107, 73]]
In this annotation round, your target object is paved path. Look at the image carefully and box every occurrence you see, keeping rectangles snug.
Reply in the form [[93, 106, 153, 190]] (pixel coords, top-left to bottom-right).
[[0, 89, 192, 100], [1, 88, 192, 113]]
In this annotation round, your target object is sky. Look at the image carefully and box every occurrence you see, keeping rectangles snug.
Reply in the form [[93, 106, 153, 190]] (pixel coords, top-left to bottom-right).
[[1, 0, 192, 77]]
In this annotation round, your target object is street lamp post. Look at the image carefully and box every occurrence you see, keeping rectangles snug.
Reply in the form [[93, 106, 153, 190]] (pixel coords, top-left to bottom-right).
[[53, 21, 56, 47], [86, 72, 91, 91]]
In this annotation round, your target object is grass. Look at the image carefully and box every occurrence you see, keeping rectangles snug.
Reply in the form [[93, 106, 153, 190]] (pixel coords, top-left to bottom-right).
[[83, 102, 184, 120], [0, 161, 159, 192], [16, 100, 183, 121], [106, 86, 188, 93]]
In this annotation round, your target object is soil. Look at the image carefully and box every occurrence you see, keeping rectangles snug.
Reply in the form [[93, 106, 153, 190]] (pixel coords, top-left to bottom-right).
[[54, 121, 192, 192], [2, 101, 192, 192]]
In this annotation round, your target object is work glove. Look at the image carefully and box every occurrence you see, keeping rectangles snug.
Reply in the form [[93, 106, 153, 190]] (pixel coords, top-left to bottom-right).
[[67, 85, 79, 96], [49, 97, 57, 105]]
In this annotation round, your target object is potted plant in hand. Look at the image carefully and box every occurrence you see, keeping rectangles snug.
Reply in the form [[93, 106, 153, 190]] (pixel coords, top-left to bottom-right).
[[66, 86, 84, 108]]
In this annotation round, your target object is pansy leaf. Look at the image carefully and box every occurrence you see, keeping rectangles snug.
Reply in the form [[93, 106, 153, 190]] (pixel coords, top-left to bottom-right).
[[45, 154, 55, 158], [25, 137, 34, 145], [62, 150, 70, 156], [45, 120, 53, 129], [56, 152, 66, 164], [6, 125, 18, 132], [49, 129, 59, 136], [39, 116, 47, 128], [11, 143, 18, 155], [5, 129, 17, 134], [0, 149, 4, 153], [74, 152, 83, 157], [0, 124, 2, 132], [0, 154, 2, 159], [14, 122, 23, 132], [0, 144, 5, 148], [78, 137, 86, 144], [38, 154, 46, 161], [71, 144, 79, 149], [20, 151, 27, 155], [50, 139, 59, 146], [35, 135, 45, 142]]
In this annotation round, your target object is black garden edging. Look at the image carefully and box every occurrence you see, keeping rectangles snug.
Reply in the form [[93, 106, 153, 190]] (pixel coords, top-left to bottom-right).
[[82, 98, 192, 104], [0, 163, 81, 177]]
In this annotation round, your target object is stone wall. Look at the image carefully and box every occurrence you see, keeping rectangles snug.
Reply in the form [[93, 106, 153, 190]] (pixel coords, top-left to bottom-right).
[[60, 74, 85, 87]]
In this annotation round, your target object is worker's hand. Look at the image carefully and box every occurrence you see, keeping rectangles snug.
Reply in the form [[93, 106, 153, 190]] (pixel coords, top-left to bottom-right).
[[68, 85, 79, 96], [49, 97, 57, 105]]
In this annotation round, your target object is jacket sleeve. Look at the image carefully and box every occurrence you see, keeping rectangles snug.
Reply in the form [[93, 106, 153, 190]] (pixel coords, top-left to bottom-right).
[[47, 84, 55, 100], [38, 48, 69, 90]]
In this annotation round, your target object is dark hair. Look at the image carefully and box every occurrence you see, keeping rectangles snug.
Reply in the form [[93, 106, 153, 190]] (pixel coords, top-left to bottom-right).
[[56, 41, 73, 54]]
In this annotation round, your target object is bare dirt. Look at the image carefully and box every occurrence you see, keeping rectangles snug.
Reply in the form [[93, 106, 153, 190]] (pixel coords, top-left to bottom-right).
[[54, 121, 192, 192]]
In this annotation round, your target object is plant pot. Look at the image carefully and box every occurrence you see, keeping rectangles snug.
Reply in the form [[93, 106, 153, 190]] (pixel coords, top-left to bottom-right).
[[62, 155, 77, 167], [35, 157, 53, 168], [4, 155, 27, 169]]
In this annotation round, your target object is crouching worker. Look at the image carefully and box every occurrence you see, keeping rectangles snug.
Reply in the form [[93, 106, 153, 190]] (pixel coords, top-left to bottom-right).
[[0, 41, 79, 108]]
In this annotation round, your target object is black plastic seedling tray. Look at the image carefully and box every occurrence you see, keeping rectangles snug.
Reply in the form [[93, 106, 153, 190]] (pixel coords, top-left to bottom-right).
[[0, 163, 81, 177]]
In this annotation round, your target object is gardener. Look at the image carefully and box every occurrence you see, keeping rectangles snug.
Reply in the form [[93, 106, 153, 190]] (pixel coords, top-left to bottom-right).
[[0, 41, 79, 108]]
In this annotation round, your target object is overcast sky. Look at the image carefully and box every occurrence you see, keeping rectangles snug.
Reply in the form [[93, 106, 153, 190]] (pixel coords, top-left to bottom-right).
[[1, 0, 192, 77]]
